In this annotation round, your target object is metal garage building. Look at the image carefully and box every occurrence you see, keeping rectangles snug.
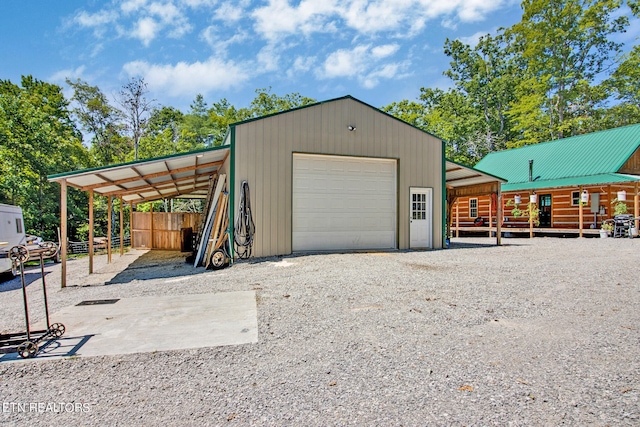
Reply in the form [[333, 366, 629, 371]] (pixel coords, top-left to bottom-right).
[[50, 95, 505, 286], [222, 95, 445, 257]]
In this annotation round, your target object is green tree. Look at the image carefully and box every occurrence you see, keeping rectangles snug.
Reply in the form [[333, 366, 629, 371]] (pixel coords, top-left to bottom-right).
[[248, 87, 316, 116], [0, 76, 90, 240], [181, 94, 213, 150], [67, 78, 129, 165], [138, 106, 184, 158], [506, 0, 628, 142]]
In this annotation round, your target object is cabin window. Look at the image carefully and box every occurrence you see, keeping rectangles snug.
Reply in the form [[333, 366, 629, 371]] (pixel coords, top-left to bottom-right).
[[16, 218, 23, 234], [571, 191, 580, 206], [469, 198, 478, 218]]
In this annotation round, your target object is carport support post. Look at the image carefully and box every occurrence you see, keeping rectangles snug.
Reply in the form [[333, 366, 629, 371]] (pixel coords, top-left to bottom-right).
[[579, 186, 584, 238], [455, 200, 459, 238], [60, 179, 67, 288], [107, 196, 112, 264], [119, 196, 124, 256], [150, 202, 154, 249], [88, 190, 94, 274], [130, 200, 134, 249]]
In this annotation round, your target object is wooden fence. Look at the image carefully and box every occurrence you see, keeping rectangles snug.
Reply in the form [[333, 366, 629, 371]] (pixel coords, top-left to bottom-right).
[[131, 212, 202, 250]]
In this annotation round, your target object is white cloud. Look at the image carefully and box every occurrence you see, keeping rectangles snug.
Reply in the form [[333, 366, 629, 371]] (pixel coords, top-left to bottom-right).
[[179, 0, 218, 7], [132, 17, 160, 46], [122, 57, 251, 97], [251, 0, 513, 42], [457, 29, 496, 47], [319, 43, 408, 88], [322, 45, 370, 78], [252, 0, 339, 41], [256, 44, 281, 72], [214, 1, 245, 21], [49, 66, 87, 83], [121, 0, 149, 14], [74, 10, 118, 27], [202, 26, 249, 55], [371, 44, 400, 59], [286, 55, 317, 78]]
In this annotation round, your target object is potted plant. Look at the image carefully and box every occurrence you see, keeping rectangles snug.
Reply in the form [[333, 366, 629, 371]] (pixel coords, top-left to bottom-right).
[[506, 198, 540, 225], [611, 198, 629, 216], [600, 221, 613, 238]]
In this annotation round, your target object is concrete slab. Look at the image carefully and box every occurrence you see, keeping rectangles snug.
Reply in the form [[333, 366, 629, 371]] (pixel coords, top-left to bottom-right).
[[0, 291, 257, 361]]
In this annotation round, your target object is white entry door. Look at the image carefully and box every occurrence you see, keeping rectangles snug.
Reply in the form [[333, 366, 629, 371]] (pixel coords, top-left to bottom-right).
[[409, 187, 432, 249]]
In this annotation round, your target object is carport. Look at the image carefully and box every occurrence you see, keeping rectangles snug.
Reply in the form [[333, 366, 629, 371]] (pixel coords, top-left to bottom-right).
[[445, 159, 507, 245], [48, 146, 230, 287]]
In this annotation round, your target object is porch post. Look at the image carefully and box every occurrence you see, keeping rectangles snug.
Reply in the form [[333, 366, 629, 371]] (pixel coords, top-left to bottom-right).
[[635, 182, 639, 231], [88, 190, 94, 274], [579, 186, 584, 238], [529, 192, 533, 238], [488, 195, 493, 238], [496, 188, 502, 246], [455, 199, 459, 238], [60, 179, 67, 288]]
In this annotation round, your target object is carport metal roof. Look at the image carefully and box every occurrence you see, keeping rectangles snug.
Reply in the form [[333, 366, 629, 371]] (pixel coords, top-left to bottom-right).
[[445, 159, 506, 197], [48, 145, 230, 203], [48, 148, 500, 202]]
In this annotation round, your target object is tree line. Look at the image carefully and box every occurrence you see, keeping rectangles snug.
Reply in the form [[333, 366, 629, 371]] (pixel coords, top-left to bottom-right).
[[384, 0, 640, 164], [1, 0, 639, 241]]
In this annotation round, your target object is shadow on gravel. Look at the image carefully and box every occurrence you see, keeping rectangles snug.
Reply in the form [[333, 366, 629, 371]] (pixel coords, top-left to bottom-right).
[[0, 269, 51, 293], [447, 241, 524, 250], [105, 251, 207, 285]]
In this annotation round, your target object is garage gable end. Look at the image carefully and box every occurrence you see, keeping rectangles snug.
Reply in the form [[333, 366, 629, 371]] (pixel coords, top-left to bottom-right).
[[232, 95, 445, 257]]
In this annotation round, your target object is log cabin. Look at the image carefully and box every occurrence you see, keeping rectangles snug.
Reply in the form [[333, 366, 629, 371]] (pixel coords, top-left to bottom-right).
[[451, 124, 640, 237]]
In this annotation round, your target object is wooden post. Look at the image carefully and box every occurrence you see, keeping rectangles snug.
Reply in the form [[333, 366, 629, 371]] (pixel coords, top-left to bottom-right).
[[488, 195, 493, 238], [149, 202, 154, 249], [455, 199, 459, 238], [635, 182, 639, 231], [107, 196, 112, 264], [529, 192, 534, 238], [496, 188, 502, 246], [579, 186, 584, 238], [88, 190, 94, 274], [60, 179, 67, 288], [130, 200, 135, 249], [119, 196, 124, 256]]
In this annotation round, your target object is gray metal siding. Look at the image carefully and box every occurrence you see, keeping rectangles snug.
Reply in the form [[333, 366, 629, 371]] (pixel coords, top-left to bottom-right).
[[233, 97, 443, 257]]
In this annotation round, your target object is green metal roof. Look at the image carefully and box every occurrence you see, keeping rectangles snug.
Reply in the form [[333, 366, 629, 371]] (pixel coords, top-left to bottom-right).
[[502, 173, 640, 192], [475, 124, 640, 187]]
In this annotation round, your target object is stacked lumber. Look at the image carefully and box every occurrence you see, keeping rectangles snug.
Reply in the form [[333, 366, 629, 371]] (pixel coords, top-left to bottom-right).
[[193, 174, 226, 267], [204, 192, 229, 268]]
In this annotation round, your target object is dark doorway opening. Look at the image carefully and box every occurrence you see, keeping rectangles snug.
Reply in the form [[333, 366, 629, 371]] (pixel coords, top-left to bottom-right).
[[539, 194, 552, 227]]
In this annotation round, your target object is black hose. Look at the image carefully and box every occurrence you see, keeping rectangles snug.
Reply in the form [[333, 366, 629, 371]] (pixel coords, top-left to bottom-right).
[[234, 181, 255, 259]]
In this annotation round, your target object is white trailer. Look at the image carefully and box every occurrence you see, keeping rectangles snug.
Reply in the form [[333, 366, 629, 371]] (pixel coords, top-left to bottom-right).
[[0, 204, 26, 275]]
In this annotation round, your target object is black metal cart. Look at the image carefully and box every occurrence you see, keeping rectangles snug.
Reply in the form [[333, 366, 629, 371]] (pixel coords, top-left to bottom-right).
[[0, 243, 65, 358]]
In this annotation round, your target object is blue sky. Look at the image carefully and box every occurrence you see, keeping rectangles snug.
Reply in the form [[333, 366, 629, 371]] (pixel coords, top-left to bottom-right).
[[1, 1, 636, 112]]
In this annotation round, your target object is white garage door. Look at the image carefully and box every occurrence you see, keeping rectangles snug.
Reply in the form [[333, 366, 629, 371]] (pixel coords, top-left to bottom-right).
[[292, 154, 397, 251]]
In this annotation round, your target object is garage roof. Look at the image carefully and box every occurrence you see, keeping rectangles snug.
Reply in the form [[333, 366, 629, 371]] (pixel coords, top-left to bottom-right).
[[48, 145, 229, 203]]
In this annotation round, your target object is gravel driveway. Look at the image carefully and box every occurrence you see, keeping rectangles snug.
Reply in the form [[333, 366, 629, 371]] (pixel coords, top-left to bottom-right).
[[1, 237, 639, 426]]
